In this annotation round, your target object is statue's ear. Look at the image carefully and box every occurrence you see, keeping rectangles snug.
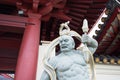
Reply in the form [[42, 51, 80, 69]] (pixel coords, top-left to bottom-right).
[[72, 42, 75, 49]]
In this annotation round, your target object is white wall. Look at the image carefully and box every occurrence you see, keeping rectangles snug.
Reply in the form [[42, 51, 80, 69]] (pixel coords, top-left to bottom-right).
[[88, 63, 120, 80], [36, 41, 55, 80], [95, 64, 120, 80]]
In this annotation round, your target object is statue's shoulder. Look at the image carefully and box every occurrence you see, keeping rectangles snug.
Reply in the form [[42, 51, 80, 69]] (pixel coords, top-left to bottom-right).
[[75, 49, 84, 56], [75, 49, 81, 53], [49, 56, 57, 63], [48, 56, 58, 69], [48, 52, 63, 63]]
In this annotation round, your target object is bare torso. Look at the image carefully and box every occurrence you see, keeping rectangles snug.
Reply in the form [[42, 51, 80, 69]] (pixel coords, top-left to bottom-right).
[[51, 50, 89, 80]]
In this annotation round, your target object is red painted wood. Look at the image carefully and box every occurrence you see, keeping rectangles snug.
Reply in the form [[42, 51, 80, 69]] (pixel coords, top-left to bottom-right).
[[39, 0, 50, 5], [70, 20, 80, 26], [15, 14, 41, 80], [69, 12, 85, 18], [69, 0, 93, 4], [0, 14, 35, 34], [0, 0, 17, 5], [68, 15, 82, 22], [32, 0, 39, 12], [0, 57, 16, 70], [87, 9, 102, 14], [52, 12, 71, 21], [41, 13, 51, 21], [90, 4, 106, 8], [39, 2, 53, 16], [93, 0, 109, 3], [68, 4, 89, 9], [0, 39, 21, 49], [86, 14, 99, 20], [0, 26, 24, 33], [52, 0, 64, 5], [0, 20, 25, 28], [70, 7, 87, 13], [69, 24, 79, 30]]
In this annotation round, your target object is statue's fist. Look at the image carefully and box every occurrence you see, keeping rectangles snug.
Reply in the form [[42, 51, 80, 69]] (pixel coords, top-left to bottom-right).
[[81, 34, 90, 44]]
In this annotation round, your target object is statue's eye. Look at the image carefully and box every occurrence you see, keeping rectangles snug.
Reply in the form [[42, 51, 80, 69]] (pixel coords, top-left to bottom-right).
[[60, 40, 63, 43], [64, 39, 69, 42]]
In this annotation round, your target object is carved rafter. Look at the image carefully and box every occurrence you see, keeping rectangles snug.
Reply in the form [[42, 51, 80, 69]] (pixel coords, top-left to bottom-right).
[[32, 0, 40, 13]]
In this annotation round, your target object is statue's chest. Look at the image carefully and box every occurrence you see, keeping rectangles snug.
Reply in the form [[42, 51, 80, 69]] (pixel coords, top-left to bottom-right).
[[56, 54, 86, 72]]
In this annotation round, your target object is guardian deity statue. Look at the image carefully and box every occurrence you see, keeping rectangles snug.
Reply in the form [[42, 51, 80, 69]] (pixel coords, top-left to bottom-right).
[[40, 19, 98, 80]]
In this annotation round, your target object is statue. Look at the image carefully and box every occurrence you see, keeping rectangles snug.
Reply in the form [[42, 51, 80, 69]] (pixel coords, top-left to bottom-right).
[[40, 20, 98, 80]]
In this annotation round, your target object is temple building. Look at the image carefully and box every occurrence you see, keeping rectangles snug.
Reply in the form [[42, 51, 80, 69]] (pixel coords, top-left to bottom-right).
[[0, 0, 120, 80]]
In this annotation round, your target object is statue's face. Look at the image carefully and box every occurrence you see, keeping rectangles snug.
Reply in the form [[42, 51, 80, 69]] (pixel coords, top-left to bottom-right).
[[59, 35, 75, 52]]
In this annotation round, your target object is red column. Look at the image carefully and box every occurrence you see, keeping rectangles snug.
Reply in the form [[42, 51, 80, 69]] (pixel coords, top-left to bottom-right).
[[15, 14, 41, 80]]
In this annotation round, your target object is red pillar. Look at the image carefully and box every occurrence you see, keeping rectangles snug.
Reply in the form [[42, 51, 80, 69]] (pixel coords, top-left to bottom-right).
[[15, 14, 41, 80]]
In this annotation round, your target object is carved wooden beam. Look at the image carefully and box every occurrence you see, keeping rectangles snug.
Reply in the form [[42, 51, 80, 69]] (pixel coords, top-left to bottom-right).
[[86, 14, 99, 19], [0, 14, 28, 24], [0, 26, 24, 33], [68, 15, 82, 22], [0, 0, 16, 5], [101, 11, 119, 54], [51, 10, 71, 21], [0, 14, 34, 28], [104, 33, 120, 54], [41, 13, 51, 21], [93, 0, 108, 3], [51, 0, 63, 5], [87, 9, 102, 14], [69, 8, 87, 13], [94, 57, 100, 63], [0, 20, 25, 28], [32, 0, 40, 12], [94, 55, 120, 65], [68, 4, 89, 9], [98, 8, 118, 42], [68, 0, 93, 4], [69, 24, 79, 30], [0, 62, 16, 71], [90, 4, 106, 8], [69, 12, 84, 18], [70, 20, 80, 26], [53, 0, 67, 9], [39, 2, 53, 16]]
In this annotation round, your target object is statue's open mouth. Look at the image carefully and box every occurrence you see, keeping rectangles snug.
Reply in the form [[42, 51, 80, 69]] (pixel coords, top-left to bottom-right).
[[61, 46, 67, 48]]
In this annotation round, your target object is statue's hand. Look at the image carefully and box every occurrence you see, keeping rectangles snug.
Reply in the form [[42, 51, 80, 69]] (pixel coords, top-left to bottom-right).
[[81, 34, 90, 44]]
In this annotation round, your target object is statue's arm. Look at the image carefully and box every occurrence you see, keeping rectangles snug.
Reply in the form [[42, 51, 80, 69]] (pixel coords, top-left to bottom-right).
[[40, 57, 57, 80], [87, 37, 98, 53], [40, 71, 50, 80], [81, 34, 98, 54]]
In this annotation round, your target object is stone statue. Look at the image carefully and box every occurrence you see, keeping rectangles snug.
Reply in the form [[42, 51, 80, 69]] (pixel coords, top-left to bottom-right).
[[40, 20, 98, 80]]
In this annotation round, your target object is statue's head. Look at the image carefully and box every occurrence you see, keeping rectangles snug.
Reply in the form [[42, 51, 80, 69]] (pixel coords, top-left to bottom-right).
[[59, 35, 75, 52]]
